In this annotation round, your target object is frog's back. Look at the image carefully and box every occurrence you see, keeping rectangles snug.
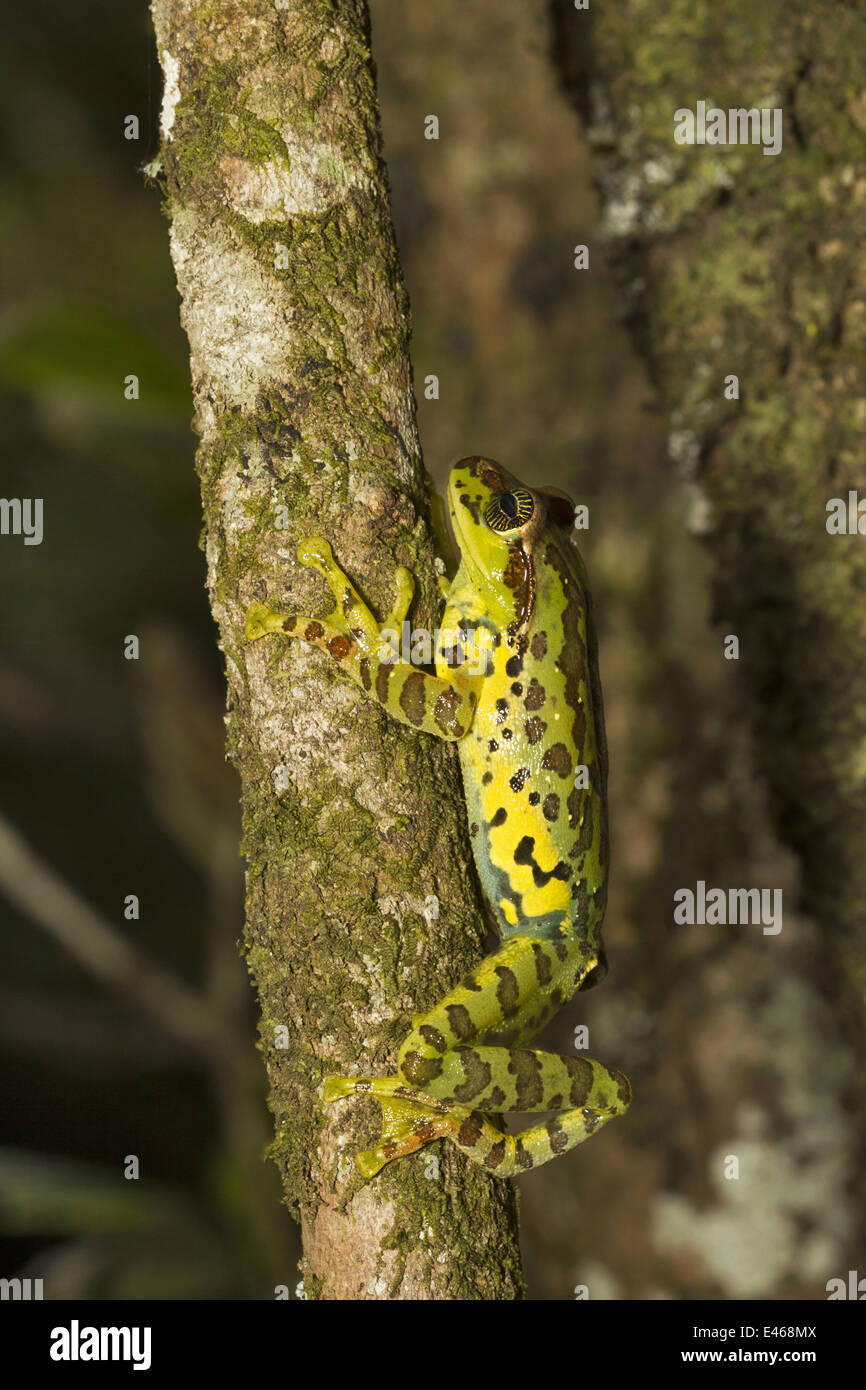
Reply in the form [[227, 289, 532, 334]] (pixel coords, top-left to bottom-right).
[[460, 526, 608, 949]]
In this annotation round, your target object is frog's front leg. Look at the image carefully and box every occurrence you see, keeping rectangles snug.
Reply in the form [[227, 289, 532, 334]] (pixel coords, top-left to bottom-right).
[[326, 935, 631, 1177], [245, 538, 480, 740]]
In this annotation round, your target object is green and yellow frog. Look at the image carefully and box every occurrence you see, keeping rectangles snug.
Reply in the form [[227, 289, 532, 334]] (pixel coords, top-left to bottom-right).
[[246, 456, 631, 1177]]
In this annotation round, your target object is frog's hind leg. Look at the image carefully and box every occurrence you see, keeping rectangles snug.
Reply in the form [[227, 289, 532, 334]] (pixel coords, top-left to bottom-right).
[[396, 932, 588, 1089], [324, 1060, 628, 1178], [432, 1048, 630, 1174], [325, 935, 629, 1178], [323, 1076, 473, 1178], [390, 935, 631, 1174], [337, 1072, 630, 1177], [323, 935, 556, 1177]]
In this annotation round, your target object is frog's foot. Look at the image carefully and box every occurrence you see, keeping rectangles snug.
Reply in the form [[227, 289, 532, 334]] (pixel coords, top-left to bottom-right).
[[248, 541, 414, 659], [323, 1075, 467, 1178], [297, 539, 414, 650], [245, 602, 360, 664], [245, 602, 295, 641]]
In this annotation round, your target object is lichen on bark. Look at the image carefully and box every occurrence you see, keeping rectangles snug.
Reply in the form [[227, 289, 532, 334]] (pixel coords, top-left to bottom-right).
[[151, 0, 522, 1299]]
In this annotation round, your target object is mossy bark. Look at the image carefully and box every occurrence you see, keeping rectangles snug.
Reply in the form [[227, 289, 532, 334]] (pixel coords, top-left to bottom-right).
[[551, 0, 866, 1240], [150, 0, 522, 1299]]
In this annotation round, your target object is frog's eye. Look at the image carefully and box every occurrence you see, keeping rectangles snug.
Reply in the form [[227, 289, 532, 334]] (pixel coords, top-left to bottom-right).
[[484, 488, 535, 533]]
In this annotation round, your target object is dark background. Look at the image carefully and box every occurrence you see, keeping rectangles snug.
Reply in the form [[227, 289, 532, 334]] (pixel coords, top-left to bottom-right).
[[0, 2, 857, 1299]]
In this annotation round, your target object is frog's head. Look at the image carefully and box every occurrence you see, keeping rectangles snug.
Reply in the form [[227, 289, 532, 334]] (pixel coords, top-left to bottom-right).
[[447, 456, 575, 634]]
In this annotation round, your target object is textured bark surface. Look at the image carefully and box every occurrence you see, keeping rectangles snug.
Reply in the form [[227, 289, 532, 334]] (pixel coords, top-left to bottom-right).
[[551, 0, 866, 1245], [150, 0, 522, 1299]]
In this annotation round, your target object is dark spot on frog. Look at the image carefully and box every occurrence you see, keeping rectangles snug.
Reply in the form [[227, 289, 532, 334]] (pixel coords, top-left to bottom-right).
[[525, 716, 546, 745], [446, 1003, 475, 1040], [470, 822, 479, 837], [577, 796, 594, 850], [508, 1049, 544, 1108], [514, 834, 572, 887], [419, 1024, 447, 1053], [532, 942, 552, 984], [457, 1113, 484, 1148], [495, 698, 509, 723], [503, 545, 534, 628], [541, 742, 573, 778], [569, 701, 587, 754], [547, 1118, 569, 1155], [304, 621, 324, 641], [434, 688, 465, 737], [459, 492, 481, 524], [505, 653, 523, 679], [482, 771, 493, 785], [514, 1141, 534, 1170], [495, 966, 520, 1015], [567, 1058, 593, 1107], [401, 1051, 443, 1086], [513, 835, 535, 866], [484, 1139, 506, 1167], [359, 657, 371, 691], [399, 670, 426, 726], [545, 542, 591, 755], [543, 793, 560, 822], [490, 807, 508, 827], [488, 739, 499, 753], [511, 682, 523, 696], [502, 728, 513, 740], [524, 678, 546, 711], [509, 768, 530, 793], [571, 879, 589, 919], [454, 1050, 492, 1103], [528, 791, 541, 805], [375, 661, 393, 704], [530, 631, 547, 660]]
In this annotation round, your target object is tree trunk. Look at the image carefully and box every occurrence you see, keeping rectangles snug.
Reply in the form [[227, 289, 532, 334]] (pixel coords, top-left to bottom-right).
[[551, 0, 866, 1249], [150, 0, 523, 1299]]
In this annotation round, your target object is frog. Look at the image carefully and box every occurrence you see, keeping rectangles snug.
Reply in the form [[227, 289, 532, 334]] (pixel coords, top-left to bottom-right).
[[245, 455, 631, 1177]]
